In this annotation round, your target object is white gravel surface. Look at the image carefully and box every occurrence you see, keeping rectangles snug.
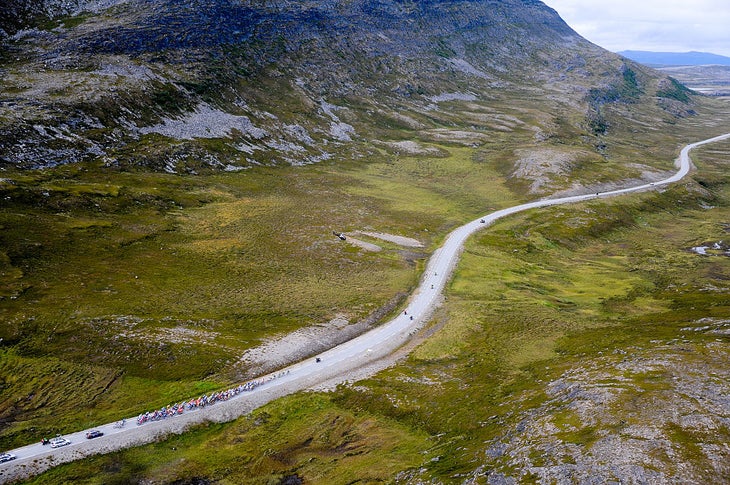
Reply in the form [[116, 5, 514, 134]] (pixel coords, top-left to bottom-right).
[[355, 231, 424, 247], [1, 133, 728, 483]]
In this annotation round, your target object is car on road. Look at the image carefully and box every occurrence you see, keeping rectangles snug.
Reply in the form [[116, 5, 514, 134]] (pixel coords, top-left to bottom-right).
[[86, 430, 104, 439], [0, 452, 16, 463], [49, 437, 71, 448]]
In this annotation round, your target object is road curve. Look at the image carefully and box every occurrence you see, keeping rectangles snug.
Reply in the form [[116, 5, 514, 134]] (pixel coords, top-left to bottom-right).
[[1, 133, 729, 482]]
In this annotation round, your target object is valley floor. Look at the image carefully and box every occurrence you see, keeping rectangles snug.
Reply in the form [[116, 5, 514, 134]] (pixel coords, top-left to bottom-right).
[[3, 134, 729, 484]]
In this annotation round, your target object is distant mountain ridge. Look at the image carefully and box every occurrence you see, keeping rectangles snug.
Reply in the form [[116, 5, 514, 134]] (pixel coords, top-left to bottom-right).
[[619, 50, 730, 67]]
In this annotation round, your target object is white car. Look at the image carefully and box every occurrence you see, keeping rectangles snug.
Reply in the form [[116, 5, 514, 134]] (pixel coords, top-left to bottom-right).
[[49, 437, 71, 448], [0, 452, 16, 463]]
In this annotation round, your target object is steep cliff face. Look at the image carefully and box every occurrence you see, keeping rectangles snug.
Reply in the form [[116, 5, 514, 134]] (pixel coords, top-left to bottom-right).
[[0, 0, 686, 170]]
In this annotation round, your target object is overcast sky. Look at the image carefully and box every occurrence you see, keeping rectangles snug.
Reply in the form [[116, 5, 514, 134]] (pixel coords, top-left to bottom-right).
[[541, 0, 730, 57]]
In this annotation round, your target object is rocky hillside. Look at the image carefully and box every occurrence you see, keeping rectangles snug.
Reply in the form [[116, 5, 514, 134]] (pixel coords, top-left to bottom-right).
[[0, 0, 691, 172]]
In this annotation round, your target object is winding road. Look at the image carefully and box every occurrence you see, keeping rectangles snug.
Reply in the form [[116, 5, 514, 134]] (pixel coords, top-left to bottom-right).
[[1, 133, 729, 483]]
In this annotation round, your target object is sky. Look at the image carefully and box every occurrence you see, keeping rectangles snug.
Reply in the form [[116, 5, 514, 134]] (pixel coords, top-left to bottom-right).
[[541, 0, 730, 57]]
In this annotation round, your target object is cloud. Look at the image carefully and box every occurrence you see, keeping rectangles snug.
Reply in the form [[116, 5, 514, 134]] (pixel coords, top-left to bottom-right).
[[542, 0, 730, 56]]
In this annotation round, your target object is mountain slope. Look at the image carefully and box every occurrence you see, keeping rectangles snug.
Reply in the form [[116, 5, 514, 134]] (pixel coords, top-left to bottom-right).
[[0, 0, 693, 172], [619, 49, 730, 66]]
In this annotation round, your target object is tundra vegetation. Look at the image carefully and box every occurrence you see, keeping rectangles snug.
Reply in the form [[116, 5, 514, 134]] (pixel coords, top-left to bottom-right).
[[1, 0, 729, 483], [4, 98, 730, 483]]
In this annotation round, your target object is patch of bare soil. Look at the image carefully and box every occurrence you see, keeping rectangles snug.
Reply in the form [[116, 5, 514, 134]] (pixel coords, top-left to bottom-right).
[[354, 231, 424, 248], [345, 237, 382, 252], [376, 140, 446, 156]]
